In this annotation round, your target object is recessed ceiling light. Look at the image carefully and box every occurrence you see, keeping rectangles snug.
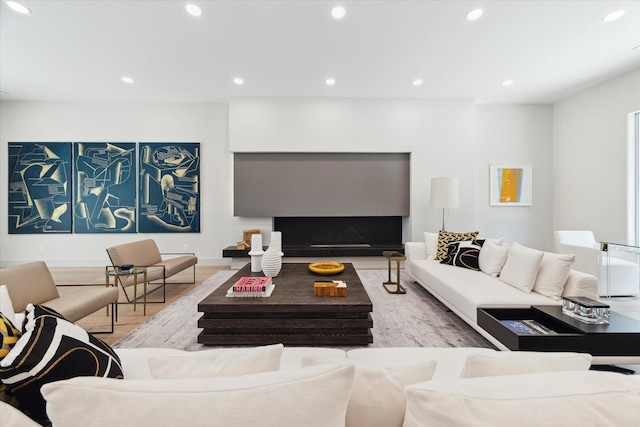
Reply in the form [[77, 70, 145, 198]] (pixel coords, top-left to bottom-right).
[[413, 79, 423, 86], [331, 6, 346, 19], [185, 4, 202, 17], [502, 79, 514, 86], [466, 8, 483, 21], [121, 76, 135, 84], [603, 10, 625, 22], [6, 1, 31, 14], [233, 77, 244, 85], [326, 78, 336, 86]]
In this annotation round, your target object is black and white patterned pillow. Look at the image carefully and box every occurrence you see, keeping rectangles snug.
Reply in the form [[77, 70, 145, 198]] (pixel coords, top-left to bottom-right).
[[0, 304, 123, 424], [440, 240, 485, 271], [436, 230, 479, 261]]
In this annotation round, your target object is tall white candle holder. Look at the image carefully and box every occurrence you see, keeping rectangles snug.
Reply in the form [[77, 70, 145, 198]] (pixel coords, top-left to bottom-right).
[[248, 233, 264, 273]]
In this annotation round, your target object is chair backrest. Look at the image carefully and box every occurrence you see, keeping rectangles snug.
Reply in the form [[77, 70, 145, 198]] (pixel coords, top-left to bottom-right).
[[106, 239, 163, 267], [0, 261, 60, 312], [554, 230, 597, 248]]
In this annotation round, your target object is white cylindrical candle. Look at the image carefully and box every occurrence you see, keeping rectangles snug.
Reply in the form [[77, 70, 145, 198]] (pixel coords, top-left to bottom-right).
[[271, 231, 282, 254], [251, 233, 262, 251]]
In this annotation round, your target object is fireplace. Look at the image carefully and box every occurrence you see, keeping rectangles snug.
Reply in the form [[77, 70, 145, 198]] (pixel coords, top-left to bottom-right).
[[273, 216, 404, 257]]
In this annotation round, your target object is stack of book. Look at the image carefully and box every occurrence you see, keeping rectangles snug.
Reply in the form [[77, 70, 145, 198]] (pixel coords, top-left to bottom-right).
[[226, 277, 275, 298]]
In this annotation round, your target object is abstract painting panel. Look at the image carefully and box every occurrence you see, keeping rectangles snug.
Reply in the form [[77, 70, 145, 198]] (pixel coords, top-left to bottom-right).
[[73, 142, 137, 233], [489, 165, 532, 206], [138, 142, 200, 233], [8, 142, 72, 233]]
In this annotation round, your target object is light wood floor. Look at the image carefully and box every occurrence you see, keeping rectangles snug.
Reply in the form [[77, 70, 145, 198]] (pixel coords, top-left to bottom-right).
[[53, 265, 229, 345]]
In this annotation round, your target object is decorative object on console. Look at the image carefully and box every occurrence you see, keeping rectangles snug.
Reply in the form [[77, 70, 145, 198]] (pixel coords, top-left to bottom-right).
[[248, 232, 264, 272], [261, 231, 283, 277], [309, 260, 346, 275], [430, 177, 459, 231], [562, 296, 610, 324], [489, 164, 532, 206]]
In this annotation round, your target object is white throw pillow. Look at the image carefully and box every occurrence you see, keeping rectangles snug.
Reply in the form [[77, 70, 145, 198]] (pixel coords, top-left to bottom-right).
[[461, 352, 592, 378], [148, 343, 284, 378], [499, 242, 544, 292], [478, 240, 509, 277], [533, 252, 576, 300], [423, 232, 438, 260], [403, 371, 640, 427], [0, 285, 16, 326], [42, 363, 355, 427], [302, 356, 437, 427]]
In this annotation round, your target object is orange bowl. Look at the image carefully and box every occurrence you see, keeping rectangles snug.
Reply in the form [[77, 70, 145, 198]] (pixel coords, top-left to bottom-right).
[[308, 261, 345, 275]]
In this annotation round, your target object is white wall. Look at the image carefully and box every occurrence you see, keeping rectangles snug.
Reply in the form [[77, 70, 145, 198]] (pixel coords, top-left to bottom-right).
[[553, 69, 640, 244], [475, 105, 554, 249], [0, 98, 556, 266]]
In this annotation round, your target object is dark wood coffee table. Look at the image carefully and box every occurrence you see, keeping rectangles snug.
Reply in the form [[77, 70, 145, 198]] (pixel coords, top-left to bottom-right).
[[197, 263, 373, 346]]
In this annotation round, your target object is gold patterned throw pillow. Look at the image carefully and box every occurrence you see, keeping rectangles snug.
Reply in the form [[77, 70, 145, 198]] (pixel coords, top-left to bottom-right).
[[437, 230, 479, 261]]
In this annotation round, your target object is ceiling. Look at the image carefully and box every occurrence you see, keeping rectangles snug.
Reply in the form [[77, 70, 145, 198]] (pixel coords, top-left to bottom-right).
[[1, 0, 639, 104]]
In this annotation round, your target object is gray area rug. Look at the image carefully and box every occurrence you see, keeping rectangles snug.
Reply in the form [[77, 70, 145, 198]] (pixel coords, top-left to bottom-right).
[[113, 269, 494, 351]]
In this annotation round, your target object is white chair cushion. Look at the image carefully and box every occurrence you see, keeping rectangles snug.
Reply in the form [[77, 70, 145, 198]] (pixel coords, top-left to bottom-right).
[[499, 242, 544, 292], [533, 252, 575, 300], [42, 363, 355, 427], [403, 371, 640, 427]]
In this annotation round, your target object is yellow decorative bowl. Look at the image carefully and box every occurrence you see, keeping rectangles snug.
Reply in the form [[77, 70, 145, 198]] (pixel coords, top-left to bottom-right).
[[308, 261, 345, 275]]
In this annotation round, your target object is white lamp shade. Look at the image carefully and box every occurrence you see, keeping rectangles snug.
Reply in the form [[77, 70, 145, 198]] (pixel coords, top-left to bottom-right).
[[430, 177, 459, 208]]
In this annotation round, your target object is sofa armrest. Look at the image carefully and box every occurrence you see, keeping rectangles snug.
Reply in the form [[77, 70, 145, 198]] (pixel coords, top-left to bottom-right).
[[405, 242, 427, 274], [556, 243, 599, 276], [562, 270, 599, 300]]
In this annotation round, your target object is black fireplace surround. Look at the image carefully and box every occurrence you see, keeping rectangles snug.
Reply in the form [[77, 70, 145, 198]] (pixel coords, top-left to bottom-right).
[[223, 216, 404, 258]]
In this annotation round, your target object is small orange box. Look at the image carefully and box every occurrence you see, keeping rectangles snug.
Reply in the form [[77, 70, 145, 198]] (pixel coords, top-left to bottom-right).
[[314, 281, 347, 297]]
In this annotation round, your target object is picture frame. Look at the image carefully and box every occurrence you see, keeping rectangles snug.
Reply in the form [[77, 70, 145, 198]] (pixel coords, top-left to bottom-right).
[[489, 165, 532, 206]]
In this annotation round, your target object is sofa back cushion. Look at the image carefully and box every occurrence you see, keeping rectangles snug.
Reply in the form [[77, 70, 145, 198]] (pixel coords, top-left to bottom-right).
[[42, 364, 355, 427], [499, 243, 544, 292], [0, 261, 59, 313], [403, 371, 640, 427], [532, 252, 576, 300], [461, 352, 592, 377], [106, 239, 163, 267]]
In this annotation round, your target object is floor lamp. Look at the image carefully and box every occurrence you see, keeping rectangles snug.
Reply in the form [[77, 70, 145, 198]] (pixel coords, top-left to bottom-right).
[[430, 177, 459, 231]]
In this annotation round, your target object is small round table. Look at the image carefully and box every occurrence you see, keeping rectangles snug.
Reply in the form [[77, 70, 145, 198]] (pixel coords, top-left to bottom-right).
[[382, 251, 406, 294], [105, 267, 149, 315]]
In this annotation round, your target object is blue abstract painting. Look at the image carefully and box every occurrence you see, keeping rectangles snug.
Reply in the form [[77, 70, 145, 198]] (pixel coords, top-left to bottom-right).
[[8, 142, 72, 234], [138, 142, 200, 233], [73, 142, 137, 233]]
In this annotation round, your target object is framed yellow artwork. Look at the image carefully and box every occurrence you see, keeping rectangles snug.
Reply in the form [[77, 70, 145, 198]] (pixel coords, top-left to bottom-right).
[[489, 165, 532, 206]]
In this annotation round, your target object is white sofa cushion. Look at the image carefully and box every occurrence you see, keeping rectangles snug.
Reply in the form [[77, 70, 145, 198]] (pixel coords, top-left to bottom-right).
[[478, 240, 509, 277], [499, 242, 544, 292], [461, 352, 592, 377], [346, 347, 497, 380], [423, 232, 438, 260], [533, 252, 576, 300], [403, 371, 640, 427], [303, 356, 436, 427], [0, 286, 16, 326], [148, 343, 284, 378], [42, 363, 355, 427]]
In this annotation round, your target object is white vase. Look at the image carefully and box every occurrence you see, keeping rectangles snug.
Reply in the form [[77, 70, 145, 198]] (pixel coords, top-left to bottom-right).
[[261, 244, 283, 277]]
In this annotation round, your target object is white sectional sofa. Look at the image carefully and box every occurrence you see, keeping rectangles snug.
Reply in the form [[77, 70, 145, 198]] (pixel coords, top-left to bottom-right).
[[3, 345, 640, 427], [404, 233, 600, 351]]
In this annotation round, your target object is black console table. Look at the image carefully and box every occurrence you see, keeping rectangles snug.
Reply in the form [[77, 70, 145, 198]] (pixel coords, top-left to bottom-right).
[[477, 306, 640, 361]]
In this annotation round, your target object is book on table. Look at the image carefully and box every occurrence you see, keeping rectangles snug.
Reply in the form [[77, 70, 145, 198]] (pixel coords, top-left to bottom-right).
[[227, 276, 275, 297], [500, 319, 558, 335]]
